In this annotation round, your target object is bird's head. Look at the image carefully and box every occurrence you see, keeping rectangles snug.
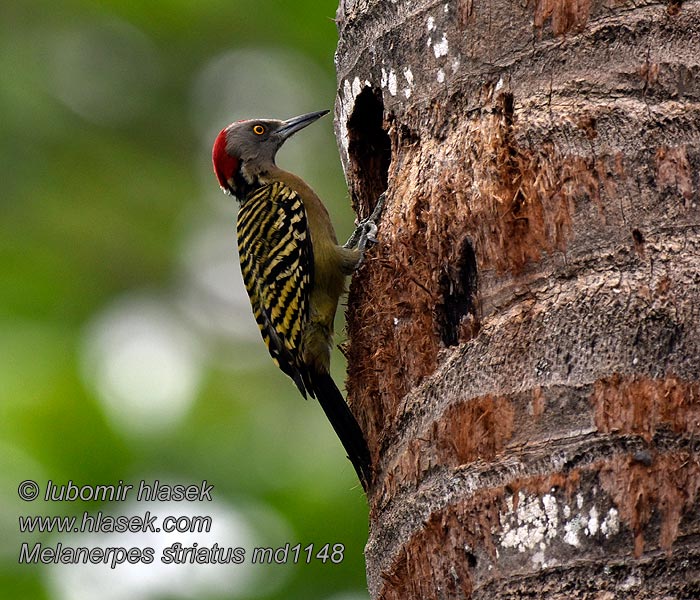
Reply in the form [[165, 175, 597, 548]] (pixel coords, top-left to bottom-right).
[[212, 109, 329, 198]]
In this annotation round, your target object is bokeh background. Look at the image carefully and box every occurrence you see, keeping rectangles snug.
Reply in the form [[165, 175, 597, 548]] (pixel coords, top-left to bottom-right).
[[0, 1, 370, 598]]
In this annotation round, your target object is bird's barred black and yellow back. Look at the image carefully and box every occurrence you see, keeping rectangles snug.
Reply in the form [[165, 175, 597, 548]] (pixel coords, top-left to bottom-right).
[[237, 181, 314, 397], [216, 112, 374, 489]]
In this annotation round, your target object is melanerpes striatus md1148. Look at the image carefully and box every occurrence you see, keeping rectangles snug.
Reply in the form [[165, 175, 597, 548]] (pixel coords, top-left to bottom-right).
[[212, 110, 384, 490]]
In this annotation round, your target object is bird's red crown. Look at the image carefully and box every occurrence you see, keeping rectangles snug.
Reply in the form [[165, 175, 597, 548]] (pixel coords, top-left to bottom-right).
[[212, 127, 239, 192]]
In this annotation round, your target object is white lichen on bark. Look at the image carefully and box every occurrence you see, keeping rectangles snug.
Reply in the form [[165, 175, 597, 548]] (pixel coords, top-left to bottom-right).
[[499, 491, 622, 567]]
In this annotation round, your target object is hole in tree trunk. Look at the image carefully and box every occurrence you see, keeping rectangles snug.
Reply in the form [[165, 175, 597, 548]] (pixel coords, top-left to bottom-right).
[[438, 239, 479, 347], [347, 87, 391, 213]]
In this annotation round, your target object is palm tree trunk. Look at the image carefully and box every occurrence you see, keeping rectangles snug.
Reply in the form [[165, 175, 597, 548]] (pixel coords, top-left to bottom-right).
[[335, 0, 700, 598]]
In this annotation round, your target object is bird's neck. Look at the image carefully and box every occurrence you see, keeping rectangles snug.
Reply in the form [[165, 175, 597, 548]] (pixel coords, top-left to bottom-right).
[[233, 163, 272, 202], [237, 164, 295, 203]]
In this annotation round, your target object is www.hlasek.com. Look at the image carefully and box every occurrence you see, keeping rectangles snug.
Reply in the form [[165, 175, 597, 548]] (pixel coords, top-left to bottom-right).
[[17, 480, 347, 569]]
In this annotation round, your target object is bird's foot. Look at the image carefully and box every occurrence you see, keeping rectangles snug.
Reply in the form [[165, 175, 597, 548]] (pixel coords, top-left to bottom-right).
[[344, 193, 386, 266]]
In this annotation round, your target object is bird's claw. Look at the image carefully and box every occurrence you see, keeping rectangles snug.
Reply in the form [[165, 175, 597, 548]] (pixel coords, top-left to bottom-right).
[[344, 192, 386, 256], [362, 221, 378, 245]]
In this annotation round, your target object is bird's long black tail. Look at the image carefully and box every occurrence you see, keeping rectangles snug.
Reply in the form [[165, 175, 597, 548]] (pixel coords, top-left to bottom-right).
[[311, 372, 372, 490]]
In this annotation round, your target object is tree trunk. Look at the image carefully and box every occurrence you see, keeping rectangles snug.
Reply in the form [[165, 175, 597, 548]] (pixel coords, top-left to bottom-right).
[[334, 1, 700, 598]]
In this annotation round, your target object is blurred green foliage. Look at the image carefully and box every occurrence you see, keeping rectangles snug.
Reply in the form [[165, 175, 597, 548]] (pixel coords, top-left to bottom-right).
[[0, 1, 369, 599]]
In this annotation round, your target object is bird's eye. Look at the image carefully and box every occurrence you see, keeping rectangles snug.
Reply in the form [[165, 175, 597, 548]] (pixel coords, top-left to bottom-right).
[[253, 125, 265, 135]]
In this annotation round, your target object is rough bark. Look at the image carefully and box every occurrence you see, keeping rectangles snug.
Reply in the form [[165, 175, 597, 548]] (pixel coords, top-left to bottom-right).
[[334, 0, 700, 598]]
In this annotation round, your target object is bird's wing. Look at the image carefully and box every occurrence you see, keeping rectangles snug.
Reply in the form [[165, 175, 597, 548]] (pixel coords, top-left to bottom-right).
[[237, 181, 314, 396]]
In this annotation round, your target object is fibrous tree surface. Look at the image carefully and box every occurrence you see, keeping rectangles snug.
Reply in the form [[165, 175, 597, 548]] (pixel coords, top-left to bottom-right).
[[335, 1, 700, 598]]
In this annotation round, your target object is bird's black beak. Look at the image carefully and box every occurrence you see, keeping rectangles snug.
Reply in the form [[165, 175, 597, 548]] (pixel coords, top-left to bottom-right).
[[277, 110, 329, 141]]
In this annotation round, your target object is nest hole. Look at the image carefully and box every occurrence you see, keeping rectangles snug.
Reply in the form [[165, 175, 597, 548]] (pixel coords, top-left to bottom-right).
[[347, 87, 391, 213]]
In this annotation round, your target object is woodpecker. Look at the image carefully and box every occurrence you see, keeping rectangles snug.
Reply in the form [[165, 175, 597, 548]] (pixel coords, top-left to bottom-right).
[[212, 110, 382, 490]]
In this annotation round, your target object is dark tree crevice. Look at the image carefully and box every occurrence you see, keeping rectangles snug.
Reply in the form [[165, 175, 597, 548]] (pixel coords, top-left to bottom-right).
[[347, 87, 391, 214], [437, 239, 479, 347]]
